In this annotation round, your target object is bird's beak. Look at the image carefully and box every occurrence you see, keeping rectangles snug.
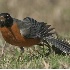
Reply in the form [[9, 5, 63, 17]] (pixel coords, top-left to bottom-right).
[[0, 16, 6, 27]]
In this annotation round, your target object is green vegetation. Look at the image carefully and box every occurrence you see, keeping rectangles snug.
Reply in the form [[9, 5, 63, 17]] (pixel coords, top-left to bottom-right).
[[0, 44, 70, 69]]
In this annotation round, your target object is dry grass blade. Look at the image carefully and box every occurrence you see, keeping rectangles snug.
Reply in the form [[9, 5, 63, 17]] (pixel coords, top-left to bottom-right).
[[59, 61, 69, 69], [25, 61, 31, 68], [1, 41, 7, 57], [42, 59, 49, 69]]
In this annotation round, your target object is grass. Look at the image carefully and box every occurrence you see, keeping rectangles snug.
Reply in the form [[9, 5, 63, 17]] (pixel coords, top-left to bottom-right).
[[0, 42, 70, 69]]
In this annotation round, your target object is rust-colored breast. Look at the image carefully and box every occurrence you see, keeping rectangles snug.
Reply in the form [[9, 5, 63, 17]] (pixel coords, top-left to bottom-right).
[[0, 23, 40, 47]]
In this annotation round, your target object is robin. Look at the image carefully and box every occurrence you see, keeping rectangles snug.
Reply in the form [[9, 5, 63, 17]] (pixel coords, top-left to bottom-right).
[[0, 13, 70, 54]]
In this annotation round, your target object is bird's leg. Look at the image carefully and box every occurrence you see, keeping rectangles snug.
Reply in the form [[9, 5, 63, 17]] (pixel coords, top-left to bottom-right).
[[44, 43, 52, 56], [20, 47, 24, 53], [42, 40, 52, 56], [38, 42, 45, 53], [17, 47, 24, 61], [36, 42, 50, 57]]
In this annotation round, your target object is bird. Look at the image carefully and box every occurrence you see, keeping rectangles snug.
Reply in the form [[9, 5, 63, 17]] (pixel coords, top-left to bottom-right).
[[0, 13, 70, 55]]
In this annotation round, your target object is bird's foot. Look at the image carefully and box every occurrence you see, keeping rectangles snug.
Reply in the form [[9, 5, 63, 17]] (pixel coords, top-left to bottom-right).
[[17, 47, 24, 61]]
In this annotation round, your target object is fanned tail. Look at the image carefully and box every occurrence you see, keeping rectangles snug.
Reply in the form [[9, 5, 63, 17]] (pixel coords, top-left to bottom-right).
[[43, 37, 70, 54]]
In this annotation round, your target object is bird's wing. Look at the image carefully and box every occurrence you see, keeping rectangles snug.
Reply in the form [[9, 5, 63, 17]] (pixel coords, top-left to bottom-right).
[[13, 18, 32, 38], [13, 17, 54, 38]]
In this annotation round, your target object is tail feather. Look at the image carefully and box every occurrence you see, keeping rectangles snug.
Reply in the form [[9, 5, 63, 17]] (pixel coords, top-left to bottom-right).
[[46, 33, 55, 36], [43, 37, 70, 54], [39, 23, 55, 37], [47, 28, 55, 32], [46, 25, 51, 28]]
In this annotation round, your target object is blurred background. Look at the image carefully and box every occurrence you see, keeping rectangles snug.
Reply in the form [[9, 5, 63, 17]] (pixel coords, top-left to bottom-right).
[[0, 0, 70, 46], [0, 0, 70, 37]]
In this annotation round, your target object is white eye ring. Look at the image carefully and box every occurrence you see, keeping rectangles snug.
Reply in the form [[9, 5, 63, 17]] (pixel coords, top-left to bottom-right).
[[7, 15, 9, 16]]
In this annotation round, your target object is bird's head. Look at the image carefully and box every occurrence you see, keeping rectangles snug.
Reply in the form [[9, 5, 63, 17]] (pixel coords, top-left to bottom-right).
[[0, 13, 13, 28]]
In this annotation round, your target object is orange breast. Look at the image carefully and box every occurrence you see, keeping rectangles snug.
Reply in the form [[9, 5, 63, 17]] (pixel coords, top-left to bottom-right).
[[0, 23, 40, 47]]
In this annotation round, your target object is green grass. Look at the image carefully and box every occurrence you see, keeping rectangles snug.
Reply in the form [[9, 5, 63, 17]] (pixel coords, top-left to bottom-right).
[[0, 44, 70, 69]]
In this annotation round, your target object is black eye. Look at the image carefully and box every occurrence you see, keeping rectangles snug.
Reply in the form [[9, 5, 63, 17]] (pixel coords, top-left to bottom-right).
[[7, 18, 10, 19], [5, 15, 10, 19]]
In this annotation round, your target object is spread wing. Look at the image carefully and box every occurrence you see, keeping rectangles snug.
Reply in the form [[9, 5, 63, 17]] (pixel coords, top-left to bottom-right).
[[13, 17, 54, 38]]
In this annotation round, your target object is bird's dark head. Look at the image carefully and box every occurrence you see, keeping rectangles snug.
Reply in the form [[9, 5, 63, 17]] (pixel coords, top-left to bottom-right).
[[0, 13, 13, 28]]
